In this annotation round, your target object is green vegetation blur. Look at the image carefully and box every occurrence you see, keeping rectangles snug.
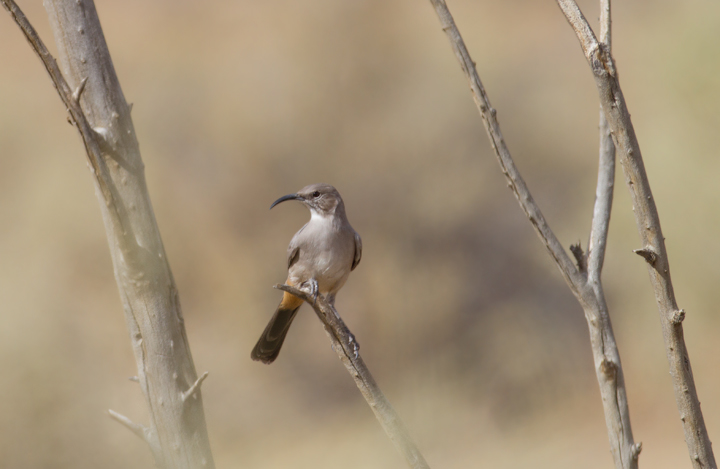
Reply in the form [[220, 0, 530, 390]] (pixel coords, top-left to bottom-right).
[[0, 0, 718, 467]]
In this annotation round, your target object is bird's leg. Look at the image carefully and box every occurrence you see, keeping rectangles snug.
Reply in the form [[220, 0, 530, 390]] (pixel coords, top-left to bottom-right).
[[300, 278, 319, 305], [326, 293, 336, 307]]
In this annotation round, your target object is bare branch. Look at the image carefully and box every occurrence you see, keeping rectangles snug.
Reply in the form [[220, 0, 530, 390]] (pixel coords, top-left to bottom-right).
[[0, 0, 137, 257], [2, 1, 215, 467], [587, 0, 614, 281], [587, 111, 614, 279], [427, 1, 638, 468], [274, 284, 430, 469], [582, 4, 640, 467], [599, 0, 611, 48], [427, 0, 586, 294], [556, 1, 716, 468]]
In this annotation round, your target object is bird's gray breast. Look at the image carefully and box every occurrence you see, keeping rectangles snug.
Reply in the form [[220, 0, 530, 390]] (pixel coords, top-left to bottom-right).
[[287, 213, 354, 294]]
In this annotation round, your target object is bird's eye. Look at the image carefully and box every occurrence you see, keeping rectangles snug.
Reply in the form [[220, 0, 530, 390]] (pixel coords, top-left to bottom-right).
[[312, 191, 321, 198]]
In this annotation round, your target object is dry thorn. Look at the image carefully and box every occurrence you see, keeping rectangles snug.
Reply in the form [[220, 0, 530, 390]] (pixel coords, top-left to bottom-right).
[[108, 409, 148, 442], [633, 248, 657, 265], [632, 442, 643, 460], [182, 372, 209, 403], [71, 76, 88, 104]]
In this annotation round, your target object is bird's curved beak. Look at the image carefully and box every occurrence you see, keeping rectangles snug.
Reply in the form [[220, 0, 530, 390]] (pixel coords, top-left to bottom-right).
[[270, 193, 300, 209]]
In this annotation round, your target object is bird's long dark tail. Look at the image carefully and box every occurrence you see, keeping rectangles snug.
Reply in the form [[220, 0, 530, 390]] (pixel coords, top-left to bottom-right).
[[251, 292, 303, 364]]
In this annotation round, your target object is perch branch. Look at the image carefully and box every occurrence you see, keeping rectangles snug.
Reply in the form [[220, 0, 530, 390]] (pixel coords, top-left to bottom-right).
[[274, 284, 430, 469], [428, 1, 638, 467], [556, 2, 715, 468]]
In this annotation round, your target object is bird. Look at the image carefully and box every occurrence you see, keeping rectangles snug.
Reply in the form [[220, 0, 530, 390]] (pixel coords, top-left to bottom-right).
[[251, 183, 362, 364]]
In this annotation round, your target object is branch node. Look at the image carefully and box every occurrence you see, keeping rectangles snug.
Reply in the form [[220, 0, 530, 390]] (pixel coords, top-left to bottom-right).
[[181, 371, 209, 403], [633, 247, 657, 265], [632, 442, 643, 460], [569, 242, 587, 273], [599, 357, 617, 378], [128, 376, 139, 382], [671, 309, 686, 326], [71, 76, 88, 104], [108, 409, 148, 442]]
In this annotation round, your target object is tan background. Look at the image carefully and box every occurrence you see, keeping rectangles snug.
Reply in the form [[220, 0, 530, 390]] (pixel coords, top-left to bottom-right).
[[0, 0, 719, 467]]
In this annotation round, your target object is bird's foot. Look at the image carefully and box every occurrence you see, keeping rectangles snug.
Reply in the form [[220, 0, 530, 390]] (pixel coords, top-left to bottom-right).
[[347, 332, 359, 359], [300, 279, 319, 305]]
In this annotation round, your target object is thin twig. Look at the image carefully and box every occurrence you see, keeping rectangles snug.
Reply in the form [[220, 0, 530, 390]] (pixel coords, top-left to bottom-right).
[[274, 284, 430, 469], [427, 0, 586, 294], [587, 111, 614, 278], [587, 0, 614, 281], [584, 5, 640, 466], [0, 0, 139, 259], [427, 1, 638, 468], [599, 0, 611, 49], [556, 1, 716, 468]]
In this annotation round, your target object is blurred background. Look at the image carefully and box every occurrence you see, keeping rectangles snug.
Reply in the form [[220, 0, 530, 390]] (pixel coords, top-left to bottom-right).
[[1, 0, 719, 467]]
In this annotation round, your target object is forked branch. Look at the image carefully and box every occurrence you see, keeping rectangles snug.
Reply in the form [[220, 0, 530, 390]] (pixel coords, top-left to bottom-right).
[[2, 1, 214, 467], [275, 284, 430, 469], [556, 2, 715, 468], [427, 0, 638, 467]]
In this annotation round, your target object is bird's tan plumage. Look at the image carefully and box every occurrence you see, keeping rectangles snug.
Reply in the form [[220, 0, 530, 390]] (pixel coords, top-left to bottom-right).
[[251, 184, 361, 364]]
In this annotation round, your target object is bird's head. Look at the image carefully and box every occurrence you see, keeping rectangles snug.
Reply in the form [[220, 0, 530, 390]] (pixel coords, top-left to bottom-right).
[[270, 183, 344, 217]]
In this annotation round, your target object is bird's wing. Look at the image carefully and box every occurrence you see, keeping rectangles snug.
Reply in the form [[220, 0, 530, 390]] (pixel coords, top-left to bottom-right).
[[287, 224, 306, 269], [351, 231, 362, 271], [287, 245, 300, 269]]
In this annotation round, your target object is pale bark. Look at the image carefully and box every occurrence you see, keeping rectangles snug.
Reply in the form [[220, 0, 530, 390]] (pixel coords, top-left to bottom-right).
[[1, 1, 214, 467], [275, 284, 430, 469], [585, 3, 640, 468], [427, 1, 639, 467], [556, 2, 716, 468]]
